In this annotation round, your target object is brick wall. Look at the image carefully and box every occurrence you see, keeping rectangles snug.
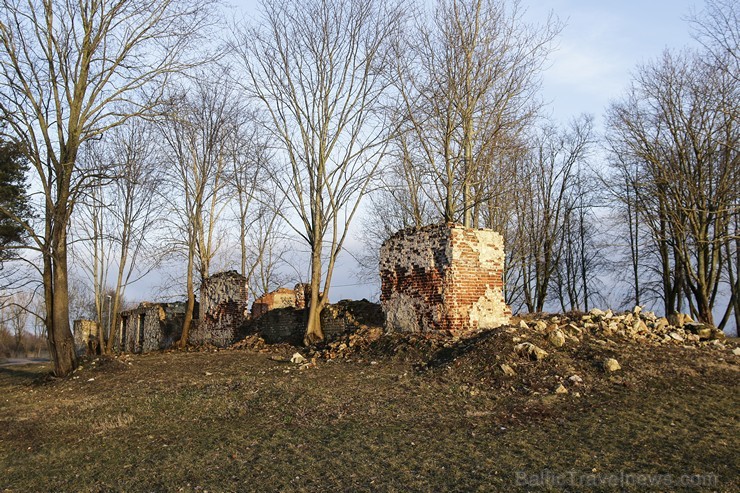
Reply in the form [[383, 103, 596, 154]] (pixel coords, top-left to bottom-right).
[[251, 300, 383, 344], [380, 223, 510, 335], [251, 287, 297, 319]]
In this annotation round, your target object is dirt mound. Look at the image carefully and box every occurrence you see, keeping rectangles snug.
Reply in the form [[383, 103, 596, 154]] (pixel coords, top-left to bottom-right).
[[302, 308, 738, 399]]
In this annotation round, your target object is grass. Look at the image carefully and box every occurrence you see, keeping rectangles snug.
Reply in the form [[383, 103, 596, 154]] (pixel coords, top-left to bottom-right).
[[0, 334, 738, 492]]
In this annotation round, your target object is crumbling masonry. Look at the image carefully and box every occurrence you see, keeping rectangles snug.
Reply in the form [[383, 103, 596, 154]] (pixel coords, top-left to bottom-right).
[[189, 270, 249, 347], [117, 302, 187, 353], [380, 223, 511, 335], [73, 319, 98, 356]]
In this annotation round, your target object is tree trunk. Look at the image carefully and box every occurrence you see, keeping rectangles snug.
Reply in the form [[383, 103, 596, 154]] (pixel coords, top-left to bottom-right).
[[179, 240, 196, 348], [304, 242, 325, 345], [47, 222, 77, 377]]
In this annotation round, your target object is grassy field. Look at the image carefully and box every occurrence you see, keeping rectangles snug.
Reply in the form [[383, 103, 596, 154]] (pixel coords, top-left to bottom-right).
[[1, 330, 738, 492]]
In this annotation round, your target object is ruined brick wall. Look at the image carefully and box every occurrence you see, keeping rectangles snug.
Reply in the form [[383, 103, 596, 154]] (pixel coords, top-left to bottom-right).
[[73, 319, 98, 356], [118, 302, 186, 353], [380, 223, 510, 335], [192, 270, 248, 347], [250, 300, 382, 344], [251, 287, 297, 319]]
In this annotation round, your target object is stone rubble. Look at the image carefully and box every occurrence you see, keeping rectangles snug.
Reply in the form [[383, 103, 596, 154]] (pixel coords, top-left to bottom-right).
[[514, 342, 548, 361]]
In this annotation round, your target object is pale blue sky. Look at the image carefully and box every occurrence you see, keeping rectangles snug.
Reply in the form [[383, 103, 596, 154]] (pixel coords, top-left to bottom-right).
[[520, 0, 700, 125]]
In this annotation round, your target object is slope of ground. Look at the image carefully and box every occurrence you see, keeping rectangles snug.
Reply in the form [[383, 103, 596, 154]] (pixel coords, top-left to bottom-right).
[[0, 315, 738, 492]]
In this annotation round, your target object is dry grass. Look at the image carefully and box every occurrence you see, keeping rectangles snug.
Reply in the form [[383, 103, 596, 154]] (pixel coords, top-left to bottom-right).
[[0, 333, 738, 492]]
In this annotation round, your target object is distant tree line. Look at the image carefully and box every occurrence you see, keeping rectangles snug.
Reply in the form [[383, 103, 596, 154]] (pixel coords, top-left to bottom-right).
[[0, 0, 736, 376]]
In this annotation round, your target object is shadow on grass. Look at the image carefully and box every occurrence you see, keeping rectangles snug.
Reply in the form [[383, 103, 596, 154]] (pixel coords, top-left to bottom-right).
[[0, 364, 51, 386]]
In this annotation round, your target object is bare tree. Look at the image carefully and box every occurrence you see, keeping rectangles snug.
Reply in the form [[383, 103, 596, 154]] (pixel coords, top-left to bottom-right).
[[233, 0, 402, 344], [388, 0, 560, 226], [159, 71, 241, 346], [507, 116, 593, 313], [71, 121, 165, 353], [0, 0, 217, 375], [224, 116, 288, 299], [1, 291, 31, 356], [606, 49, 739, 328], [689, 0, 739, 83]]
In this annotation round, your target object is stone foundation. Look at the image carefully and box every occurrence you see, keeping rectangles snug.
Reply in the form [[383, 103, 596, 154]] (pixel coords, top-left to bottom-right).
[[380, 223, 510, 335]]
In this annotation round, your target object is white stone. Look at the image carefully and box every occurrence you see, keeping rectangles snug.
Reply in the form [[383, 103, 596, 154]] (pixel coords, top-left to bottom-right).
[[603, 358, 621, 372], [515, 342, 548, 361], [291, 353, 307, 364], [547, 329, 566, 348]]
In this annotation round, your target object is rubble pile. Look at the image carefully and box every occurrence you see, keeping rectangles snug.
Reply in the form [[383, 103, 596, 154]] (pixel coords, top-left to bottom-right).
[[230, 333, 297, 354], [518, 306, 727, 348]]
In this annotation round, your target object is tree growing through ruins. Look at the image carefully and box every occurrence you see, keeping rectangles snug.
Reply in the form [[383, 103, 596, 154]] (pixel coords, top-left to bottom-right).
[[0, 0, 217, 375], [233, 0, 402, 344], [159, 70, 242, 346]]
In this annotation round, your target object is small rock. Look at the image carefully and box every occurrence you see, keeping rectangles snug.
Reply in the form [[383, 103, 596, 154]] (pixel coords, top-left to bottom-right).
[[732, 348, 740, 356], [632, 319, 648, 334], [290, 353, 307, 364], [500, 363, 516, 376], [603, 358, 621, 372], [535, 320, 547, 332], [589, 308, 605, 318], [547, 329, 566, 348], [514, 342, 548, 361], [668, 332, 684, 342], [568, 374, 583, 384], [604, 309, 613, 319], [554, 383, 569, 394], [204, 371, 213, 376], [519, 320, 528, 330], [654, 317, 669, 330], [564, 323, 582, 335], [633, 305, 642, 316]]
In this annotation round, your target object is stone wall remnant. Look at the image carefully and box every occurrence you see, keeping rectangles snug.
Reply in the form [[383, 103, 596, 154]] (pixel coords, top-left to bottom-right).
[[117, 302, 187, 353], [250, 300, 382, 344], [73, 319, 98, 356], [380, 223, 510, 335], [190, 270, 249, 347]]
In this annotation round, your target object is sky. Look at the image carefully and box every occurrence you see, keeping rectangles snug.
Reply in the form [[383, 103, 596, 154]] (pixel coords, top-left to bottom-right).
[[520, 0, 701, 127], [131, 0, 704, 305]]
